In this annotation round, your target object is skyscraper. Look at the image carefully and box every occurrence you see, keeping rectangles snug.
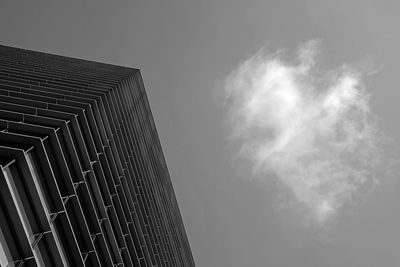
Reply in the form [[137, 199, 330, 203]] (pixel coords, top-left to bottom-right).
[[0, 45, 195, 267]]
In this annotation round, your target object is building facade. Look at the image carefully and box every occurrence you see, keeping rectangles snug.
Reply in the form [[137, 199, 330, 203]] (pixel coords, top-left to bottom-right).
[[0, 45, 195, 267]]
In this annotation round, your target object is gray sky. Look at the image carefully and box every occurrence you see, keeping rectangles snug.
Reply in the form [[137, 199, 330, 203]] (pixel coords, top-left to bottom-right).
[[1, 0, 400, 266]]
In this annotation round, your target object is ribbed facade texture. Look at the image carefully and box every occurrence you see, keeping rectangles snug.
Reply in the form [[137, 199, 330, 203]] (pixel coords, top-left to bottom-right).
[[0, 45, 195, 267]]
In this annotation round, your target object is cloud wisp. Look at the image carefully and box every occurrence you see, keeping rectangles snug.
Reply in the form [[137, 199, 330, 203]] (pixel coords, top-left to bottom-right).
[[224, 40, 382, 225]]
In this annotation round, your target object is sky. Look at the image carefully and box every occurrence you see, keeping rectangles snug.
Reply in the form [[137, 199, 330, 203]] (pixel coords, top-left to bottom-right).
[[1, 1, 400, 266]]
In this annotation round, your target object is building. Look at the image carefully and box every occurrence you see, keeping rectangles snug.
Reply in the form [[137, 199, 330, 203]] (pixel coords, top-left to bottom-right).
[[0, 45, 195, 267]]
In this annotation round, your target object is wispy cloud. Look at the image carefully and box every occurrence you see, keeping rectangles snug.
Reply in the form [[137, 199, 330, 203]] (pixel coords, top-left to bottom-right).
[[223, 40, 382, 224]]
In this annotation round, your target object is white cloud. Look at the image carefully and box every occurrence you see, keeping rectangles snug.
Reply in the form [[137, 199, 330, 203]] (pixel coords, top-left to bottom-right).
[[224, 40, 381, 224]]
